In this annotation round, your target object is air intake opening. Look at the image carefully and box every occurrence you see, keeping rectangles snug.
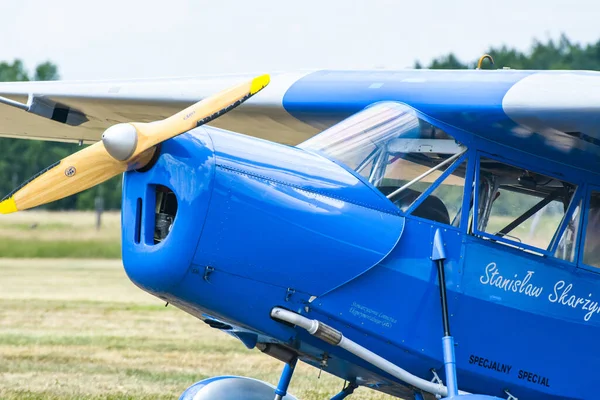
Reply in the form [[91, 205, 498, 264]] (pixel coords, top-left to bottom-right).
[[154, 185, 178, 244], [134, 198, 142, 244]]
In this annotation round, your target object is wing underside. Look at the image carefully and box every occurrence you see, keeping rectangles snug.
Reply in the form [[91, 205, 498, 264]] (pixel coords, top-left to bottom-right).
[[0, 72, 319, 145]]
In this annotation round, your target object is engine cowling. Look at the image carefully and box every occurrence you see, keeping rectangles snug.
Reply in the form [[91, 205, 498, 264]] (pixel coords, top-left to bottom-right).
[[121, 125, 404, 298], [179, 376, 297, 400]]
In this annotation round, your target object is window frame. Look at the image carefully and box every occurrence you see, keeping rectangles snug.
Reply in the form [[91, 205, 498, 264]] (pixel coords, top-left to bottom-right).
[[548, 186, 584, 256], [393, 151, 469, 231], [578, 185, 600, 273], [472, 151, 580, 260]]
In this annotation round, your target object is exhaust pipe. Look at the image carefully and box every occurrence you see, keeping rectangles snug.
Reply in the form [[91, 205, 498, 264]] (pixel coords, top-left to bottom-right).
[[271, 307, 470, 398]]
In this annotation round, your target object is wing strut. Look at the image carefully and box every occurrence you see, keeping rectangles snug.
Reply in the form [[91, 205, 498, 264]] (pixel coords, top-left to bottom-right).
[[0, 95, 28, 111]]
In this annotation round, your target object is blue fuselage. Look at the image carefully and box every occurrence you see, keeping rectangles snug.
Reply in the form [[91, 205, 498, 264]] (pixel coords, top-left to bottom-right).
[[120, 70, 600, 400]]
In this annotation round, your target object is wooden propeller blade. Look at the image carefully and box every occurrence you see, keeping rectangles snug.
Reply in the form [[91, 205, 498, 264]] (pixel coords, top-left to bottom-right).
[[0, 74, 270, 214], [128, 74, 270, 160], [0, 143, 154, 214]]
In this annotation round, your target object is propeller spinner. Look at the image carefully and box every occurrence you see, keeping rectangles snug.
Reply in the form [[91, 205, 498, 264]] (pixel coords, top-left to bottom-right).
[[0, 74, 270, 214]]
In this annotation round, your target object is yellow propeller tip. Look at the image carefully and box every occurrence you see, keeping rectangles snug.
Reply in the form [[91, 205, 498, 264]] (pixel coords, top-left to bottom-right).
[[250, 74, 270, 95], [0, 198, 17, 214]]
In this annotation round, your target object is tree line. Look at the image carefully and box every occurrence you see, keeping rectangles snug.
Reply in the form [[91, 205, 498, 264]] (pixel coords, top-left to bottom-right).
[[1, 34, 600, 210], [415, 34, 600, 70]]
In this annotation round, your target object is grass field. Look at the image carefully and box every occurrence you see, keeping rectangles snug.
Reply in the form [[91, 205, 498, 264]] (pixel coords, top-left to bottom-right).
[[0, 211, 121, 258], [0, 208, 559, 399], [0, 258, 394, 400]]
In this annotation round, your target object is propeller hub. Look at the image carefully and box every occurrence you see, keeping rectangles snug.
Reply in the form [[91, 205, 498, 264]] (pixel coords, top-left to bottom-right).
[[102, 123, 138, 161]]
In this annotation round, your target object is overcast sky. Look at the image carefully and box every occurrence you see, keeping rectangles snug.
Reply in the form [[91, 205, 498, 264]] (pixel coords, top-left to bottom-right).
[[1, 0, 598, 81]]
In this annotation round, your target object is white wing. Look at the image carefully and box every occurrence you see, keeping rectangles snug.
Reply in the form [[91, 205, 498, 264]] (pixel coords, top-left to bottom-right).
[[0, 72, 318, 145]]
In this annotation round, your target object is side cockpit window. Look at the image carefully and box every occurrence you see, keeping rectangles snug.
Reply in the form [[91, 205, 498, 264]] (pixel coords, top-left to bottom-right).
[[298, 101, 467, 227], [380, 159, 467, 226], [473, 156, 578, 259]]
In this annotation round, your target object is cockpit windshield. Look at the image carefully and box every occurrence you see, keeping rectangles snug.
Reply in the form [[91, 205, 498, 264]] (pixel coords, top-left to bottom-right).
[[300, 102, 583, 262], [299, 102, 466, 217]]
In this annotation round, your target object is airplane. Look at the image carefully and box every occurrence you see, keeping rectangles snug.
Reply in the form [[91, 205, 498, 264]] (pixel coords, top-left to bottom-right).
[[0, 57, 599, 400]]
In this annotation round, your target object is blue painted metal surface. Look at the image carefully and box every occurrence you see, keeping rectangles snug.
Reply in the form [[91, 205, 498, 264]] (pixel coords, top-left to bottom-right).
[[209, 126, 400, 215], [118, 71, 600, 400], [123, 126, 404, 298], [275, 358, 297, 398], [442, 336, 458, 398], [282, 70, 532, 126], [121, 132, 215, 295], [192, 126, 404, 296]]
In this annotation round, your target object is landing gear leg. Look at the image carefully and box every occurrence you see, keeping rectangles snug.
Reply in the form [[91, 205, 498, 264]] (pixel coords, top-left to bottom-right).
[[432, 229, 503, 400], [330, 382, 358, 399], [274, 356, 297, 400], [432, 229, 459, 398]]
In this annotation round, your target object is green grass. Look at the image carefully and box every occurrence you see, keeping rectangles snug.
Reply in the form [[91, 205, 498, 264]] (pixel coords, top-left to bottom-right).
[[0, 259, 395, 400], [0, 239, 120, 258], [0, 393, 173, 400], [0, 211, 121, 258], [0, 222, 74, 231]]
